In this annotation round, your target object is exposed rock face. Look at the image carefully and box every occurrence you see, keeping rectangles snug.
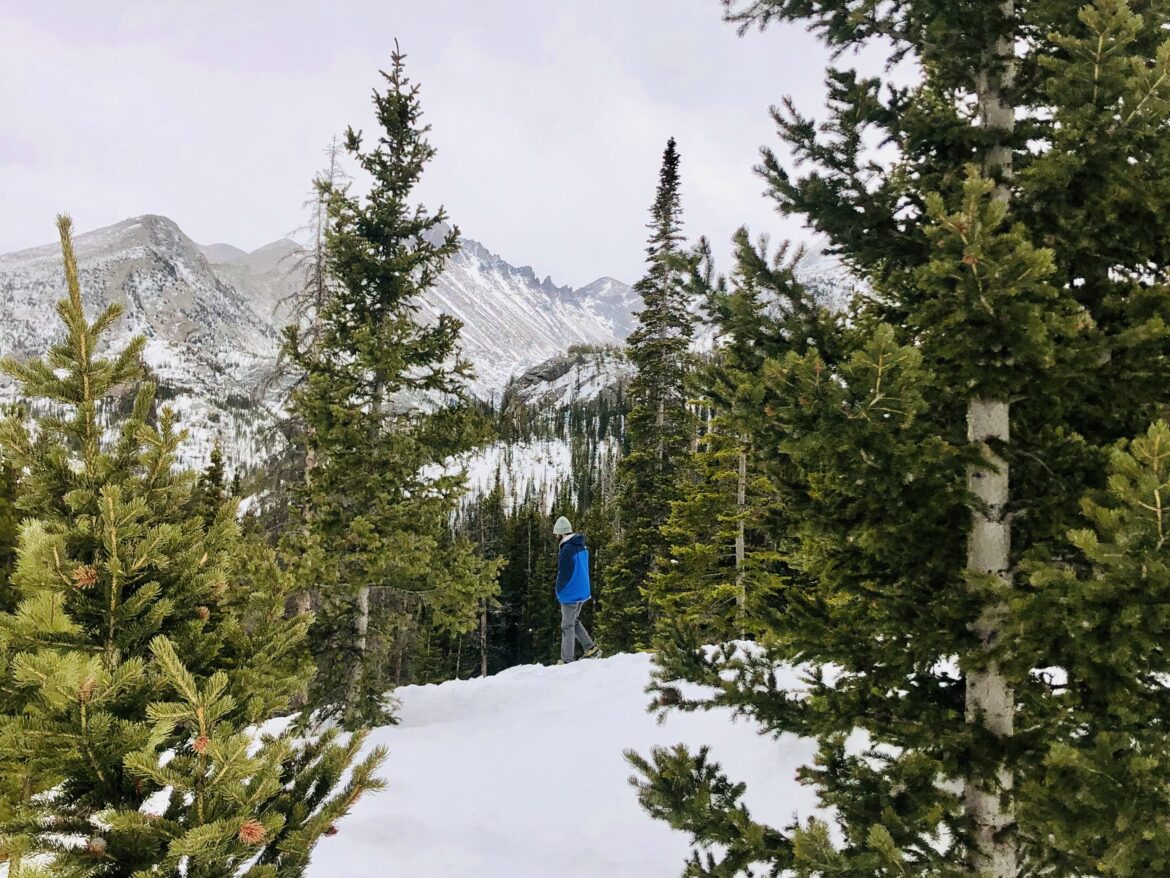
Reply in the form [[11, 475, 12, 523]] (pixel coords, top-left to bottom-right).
[[503, 347, 632, 412], [0, 214, 637, 470]]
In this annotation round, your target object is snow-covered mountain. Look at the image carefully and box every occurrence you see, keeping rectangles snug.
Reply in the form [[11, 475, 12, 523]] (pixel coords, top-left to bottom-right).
[[0, 215, 637, 469], [503, 346, 631, 410], [418, 233, 633, 394], [0, 215, 282, 471]]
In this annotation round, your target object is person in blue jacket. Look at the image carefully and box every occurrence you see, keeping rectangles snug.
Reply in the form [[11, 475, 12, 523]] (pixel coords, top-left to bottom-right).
[[553, 515, 601, 664]]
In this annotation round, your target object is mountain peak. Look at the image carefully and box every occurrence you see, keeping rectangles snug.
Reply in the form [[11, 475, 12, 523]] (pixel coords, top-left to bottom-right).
[[1, 213, 636, 470], [199, 242, 248, 263]]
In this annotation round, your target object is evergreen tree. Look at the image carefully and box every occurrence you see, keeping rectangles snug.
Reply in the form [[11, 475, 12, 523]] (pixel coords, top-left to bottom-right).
[[189, 441, 227, 527], [647, 422, 783, 644], [0, 216, 383, 877], [647, 238, 813, 645], [283, 46, 500, 727], [632, 1, 1170, 875], [599, 138, 695, 650]]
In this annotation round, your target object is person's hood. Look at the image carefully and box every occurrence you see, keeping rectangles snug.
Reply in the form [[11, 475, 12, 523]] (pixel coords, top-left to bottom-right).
[[561, 533, 586, 549]]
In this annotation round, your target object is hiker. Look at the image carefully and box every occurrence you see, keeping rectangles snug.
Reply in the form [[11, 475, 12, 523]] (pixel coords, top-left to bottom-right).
[[553, 515, 601, 664]]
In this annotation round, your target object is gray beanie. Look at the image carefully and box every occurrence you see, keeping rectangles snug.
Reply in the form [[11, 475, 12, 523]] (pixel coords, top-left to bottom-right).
[[553, 515, 573, 535]]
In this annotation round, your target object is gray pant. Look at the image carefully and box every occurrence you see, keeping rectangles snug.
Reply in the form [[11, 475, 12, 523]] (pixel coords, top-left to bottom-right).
[[560, 601, 595, 663]]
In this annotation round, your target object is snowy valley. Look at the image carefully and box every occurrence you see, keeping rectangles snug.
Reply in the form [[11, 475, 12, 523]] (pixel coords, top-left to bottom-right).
[[302, 650, 816, 878]]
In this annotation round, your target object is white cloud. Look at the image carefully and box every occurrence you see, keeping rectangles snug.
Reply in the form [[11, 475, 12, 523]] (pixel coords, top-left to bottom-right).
[[1, 0, 847, 287]]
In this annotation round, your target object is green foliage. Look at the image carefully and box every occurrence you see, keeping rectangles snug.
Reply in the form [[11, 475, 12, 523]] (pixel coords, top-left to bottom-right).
[[0, 215, 378, 877], [647, 422, 785, 645], [0, 453, 18, 613], [451, 485, 563, 673], [1017, 421, 1170, 873], [628, 744, 791, 877], [189, 443, 227, 528], [600, 138, 697, 650], [283, 47, 500, 727], [634, 1, 1170, 875]]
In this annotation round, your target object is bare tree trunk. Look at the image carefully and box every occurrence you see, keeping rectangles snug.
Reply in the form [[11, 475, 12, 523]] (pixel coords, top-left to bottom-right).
[[294, 439, 316, 619], [347, 378, 384, 709], [479, 598, 489, 677], [354, 584, 370, 663], [966, 7, 1017, 875], [735, 443, 747, 638], [965, 400, 1015, 877], [395, 624, 405, 686]]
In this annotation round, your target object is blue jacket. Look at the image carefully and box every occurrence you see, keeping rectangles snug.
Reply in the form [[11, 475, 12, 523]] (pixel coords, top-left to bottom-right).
[[555, 533, 591, 604]]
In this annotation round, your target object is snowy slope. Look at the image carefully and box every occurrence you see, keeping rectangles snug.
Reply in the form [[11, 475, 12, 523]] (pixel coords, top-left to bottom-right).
[[307, 651, 819, 878], [0, 215, 284, 472], [568, 276, 641, 339], [504, 346, 631, 410], [416, 231, 633, 394], [0, 216, 636, 470]]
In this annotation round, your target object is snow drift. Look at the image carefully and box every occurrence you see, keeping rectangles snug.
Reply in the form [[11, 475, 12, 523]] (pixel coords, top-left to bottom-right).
[[305, 651, 818, 878]]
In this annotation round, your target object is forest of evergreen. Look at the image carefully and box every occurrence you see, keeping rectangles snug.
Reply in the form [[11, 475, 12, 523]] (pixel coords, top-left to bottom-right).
[[3, 1, 1170, 875]]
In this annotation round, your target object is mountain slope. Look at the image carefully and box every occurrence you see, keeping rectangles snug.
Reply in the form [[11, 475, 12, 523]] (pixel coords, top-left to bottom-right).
[[301, 651, 819, 878], [415, 233, 629, 393], [0, 215, 282, 470], [0, 215, 637, 470]]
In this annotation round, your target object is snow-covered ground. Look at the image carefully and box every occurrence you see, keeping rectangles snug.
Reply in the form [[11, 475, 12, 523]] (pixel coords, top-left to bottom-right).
[[306, 651, 818, 878], [458, 438, 613, 510]]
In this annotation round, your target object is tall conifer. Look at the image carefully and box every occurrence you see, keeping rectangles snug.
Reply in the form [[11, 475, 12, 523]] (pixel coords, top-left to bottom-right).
[[283, 46, 500, 727], [599, 138, 695, 650], [632, 1, 1170, 875], [0, 216, 382, 877]]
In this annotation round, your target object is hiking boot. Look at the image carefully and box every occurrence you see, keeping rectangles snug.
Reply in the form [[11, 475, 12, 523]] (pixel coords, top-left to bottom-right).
[[582, 645, 602, 659]]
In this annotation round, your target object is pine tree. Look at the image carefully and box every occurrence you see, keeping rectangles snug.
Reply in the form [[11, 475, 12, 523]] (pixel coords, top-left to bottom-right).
[[1019, 420, 1170, 873], [632, 1, 1170, 875], [283, 46, 500, 727], [599, 138, 695, 650], [0, 215, 383, 877], [647, 237, 818, 645], [189, 441, 227, 527]]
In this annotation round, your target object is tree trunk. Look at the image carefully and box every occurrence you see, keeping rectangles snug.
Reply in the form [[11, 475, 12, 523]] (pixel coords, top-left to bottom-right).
[[479, 598, 489, 677], [965, 5, 1017, 875], [295, 430, 317, 618], [965, 400, 1014, 877], [347, 377, 385, 710]]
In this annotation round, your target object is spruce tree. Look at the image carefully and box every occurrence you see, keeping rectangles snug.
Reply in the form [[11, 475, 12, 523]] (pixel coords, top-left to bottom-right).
[[599, 138, 695, 650], [646, 237, 819, 645], [647, 421, 783, 644], [283, 46, 500, 727], [0, 216, 383, 877], [632, 1, 1170, 875], [189, 442, 227, 528]]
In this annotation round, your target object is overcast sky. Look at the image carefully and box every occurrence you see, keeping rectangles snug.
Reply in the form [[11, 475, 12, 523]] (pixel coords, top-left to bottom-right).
[[2, 1, 848, 288]]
